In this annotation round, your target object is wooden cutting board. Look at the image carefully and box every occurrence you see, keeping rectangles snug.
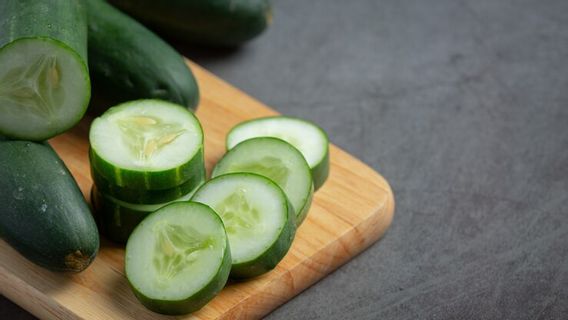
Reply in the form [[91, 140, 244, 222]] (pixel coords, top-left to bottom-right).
[[0, 61, 395, 320]]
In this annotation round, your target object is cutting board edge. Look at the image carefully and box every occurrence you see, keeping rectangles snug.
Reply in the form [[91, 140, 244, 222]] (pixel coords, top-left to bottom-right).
[[0, 264, 74, 320], [219, 175, 395, 319]]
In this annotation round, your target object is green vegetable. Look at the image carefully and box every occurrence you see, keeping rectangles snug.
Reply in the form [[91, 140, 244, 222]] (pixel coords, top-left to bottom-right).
[[213, 137, 314, 225], [192, 173, 296, 279], [0, 141, 99, 272], [0, 0, 90, 140], [125, 202, 231, 315], [89, 100, 205, 190], [227, 116, 330, 190], [109, 0, 272, 46], [91, 186, 197, 243], [86, 0, 199, 110], [91, 162, 203, 204]]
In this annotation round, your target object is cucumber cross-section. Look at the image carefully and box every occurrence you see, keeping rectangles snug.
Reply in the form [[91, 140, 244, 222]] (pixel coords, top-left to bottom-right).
[[216, 188, 263, 236], [152, 222, 212, 286], [116, 115, 186, 163]]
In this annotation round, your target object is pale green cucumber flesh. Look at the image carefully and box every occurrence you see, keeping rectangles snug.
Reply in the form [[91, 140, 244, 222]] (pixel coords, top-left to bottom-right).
[[226, 116, 330, 190], [212, 137, 313, 225], [0, 38, 90, 140], [192, 173, 295, 278], [125, 202, 230, 315], [89, 99, 204, 189]]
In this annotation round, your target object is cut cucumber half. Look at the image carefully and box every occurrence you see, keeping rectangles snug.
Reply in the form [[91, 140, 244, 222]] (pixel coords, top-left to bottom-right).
[[0, 1, 90, 141], [125, 202, 231, 315], [227, 116, 330, 190], [212, 137, 314, 225], [192, 173, 295, 279], [91, 164, 204, 204], [91, 185, 198, 243], [89, 99, 204, 190]]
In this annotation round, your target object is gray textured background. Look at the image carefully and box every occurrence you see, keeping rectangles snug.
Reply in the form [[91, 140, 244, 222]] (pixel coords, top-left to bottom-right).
[[2, 0, 568, 319]]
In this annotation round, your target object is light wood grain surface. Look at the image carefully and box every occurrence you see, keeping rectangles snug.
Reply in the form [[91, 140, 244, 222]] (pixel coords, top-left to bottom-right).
[[0, 61, 395, 319]]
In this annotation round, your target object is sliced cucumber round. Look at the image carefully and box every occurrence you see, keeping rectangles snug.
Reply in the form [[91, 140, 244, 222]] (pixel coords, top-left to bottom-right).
[[91, 164, 204, 204], [0, 38, 90, 141], [212, 137, 314, 225], [91, 185, 197, 243], [227, 116, 330, 190], [89, 99, 204, 190], [192, 173, 295, 279], [125, 202, 231, 315]]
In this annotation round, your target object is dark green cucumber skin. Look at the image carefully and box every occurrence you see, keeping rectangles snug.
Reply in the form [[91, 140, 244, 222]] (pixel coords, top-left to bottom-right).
[[91, 187, 151, 244], [86, 0, 199, 110], [127, 202, 231, 315], [109, 0, 271, 46], [91, 165, 203, 204], [296, 183, 314, 226], [91, 184, 201, 243], [312, 150, 330, 190], [0, 0, 90, 141], [0, 141, 99, 272], [89, 146, 205, 190], [0, 0, 88, 60]]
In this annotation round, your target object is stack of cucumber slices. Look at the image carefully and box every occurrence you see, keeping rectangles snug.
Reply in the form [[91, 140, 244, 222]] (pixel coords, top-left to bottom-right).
[[89, 100, 206, 243], [88, 100, 330, 315]]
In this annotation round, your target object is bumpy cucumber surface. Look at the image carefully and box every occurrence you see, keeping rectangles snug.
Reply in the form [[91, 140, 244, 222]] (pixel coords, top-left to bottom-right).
[[212, 137, 314, 225], [86, 0, 199, 110], [0, 141, 99, 272], [227, 116, 330, 190], [91, 186, 197, 243], [192, 173, 295, 278], [109, 0, 272, 46], [0, 0, 90, 140], [125, 202, 231, 315], [89, 100, 205, 190]]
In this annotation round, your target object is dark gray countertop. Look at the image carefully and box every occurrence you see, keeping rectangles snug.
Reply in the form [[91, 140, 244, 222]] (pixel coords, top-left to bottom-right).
[[2, 0, 567, 319]]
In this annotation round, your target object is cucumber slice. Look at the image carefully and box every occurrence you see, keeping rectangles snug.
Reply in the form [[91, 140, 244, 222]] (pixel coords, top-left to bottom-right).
[[91, 185, 198, 243], [125, 202, 231, 315], [89, 99, 204, 189], [212, 137, 314, 225], [0, 1, 90, 141], [91, 164, 204, 204], [227, 116, 330, 190], [192, 173, 295, 278]]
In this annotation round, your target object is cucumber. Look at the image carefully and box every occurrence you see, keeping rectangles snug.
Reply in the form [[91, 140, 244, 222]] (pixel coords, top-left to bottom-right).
[[109, 0, 272, 46], [227, 116, 330, 190], [125, 202, 231, 315], [0, 141, 99, 272], [89, 100, 205, 190], [192, 173, 295, 279], [0, 0, 90, 141], [212, 137, 314, 225], [91, 162, 203, 204], [86, 0, 199, 110], [91, 186, 197, 243]]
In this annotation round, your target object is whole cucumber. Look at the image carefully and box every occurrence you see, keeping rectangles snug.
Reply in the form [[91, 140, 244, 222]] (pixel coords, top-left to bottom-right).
[[0, 141, 99, 272], [86, 0, 199, 110], [109, 0, 272, 46]]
